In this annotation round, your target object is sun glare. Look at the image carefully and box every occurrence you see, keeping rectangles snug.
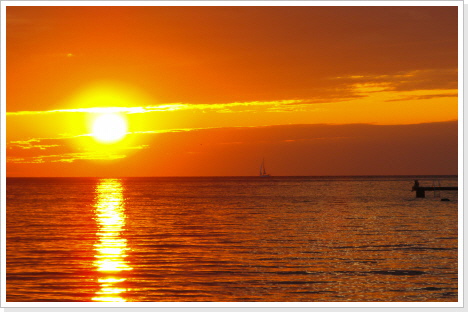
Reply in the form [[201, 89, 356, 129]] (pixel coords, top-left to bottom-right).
[[92, 114, 128, 143]]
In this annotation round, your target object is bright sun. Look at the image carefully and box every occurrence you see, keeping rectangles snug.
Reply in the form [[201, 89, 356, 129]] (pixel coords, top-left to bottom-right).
[[92, 114, 128, 143]]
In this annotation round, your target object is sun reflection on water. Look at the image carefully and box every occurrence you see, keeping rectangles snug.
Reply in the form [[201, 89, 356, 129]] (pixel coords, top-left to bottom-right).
[[92, 179, 132, 302]]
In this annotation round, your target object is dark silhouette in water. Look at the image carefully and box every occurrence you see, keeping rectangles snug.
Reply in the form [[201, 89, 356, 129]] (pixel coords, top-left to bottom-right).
[[412, 180, 457, 198]]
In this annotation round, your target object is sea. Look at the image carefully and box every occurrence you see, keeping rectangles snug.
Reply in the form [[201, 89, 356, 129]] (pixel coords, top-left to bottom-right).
[[5, 176, 459, 303]]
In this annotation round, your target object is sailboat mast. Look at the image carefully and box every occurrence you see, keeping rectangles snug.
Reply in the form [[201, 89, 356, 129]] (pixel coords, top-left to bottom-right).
[[259, 158, 270, 177]]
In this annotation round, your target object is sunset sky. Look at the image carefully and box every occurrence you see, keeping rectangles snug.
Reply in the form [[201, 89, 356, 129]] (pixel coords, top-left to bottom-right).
[[5, 4, 459, 177]]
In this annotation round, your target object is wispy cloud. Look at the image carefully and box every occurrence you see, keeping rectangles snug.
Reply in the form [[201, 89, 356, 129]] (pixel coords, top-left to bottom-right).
[[125, 145, 150, 150], [335, 69, 458, 93], [7, 134, 150, 164], [9, 138, 61, 150], [7, 152, 127, 164], [7, 68, 457, 118], [384, 93, 458, 102], [6, 106, 148, 116], [5, 99, 346, 116]]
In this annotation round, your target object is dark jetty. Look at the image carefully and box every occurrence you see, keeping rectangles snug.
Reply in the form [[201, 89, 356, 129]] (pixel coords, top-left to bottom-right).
[[411, 180, 457, 198]]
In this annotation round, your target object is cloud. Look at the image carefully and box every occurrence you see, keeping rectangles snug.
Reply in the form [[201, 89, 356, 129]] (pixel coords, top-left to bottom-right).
[[123, 120, 458, 176], [9, 138, 61, 150], [6, 134, 147, 164], [7, 67, 457, 119], [6, 106, 148, 116], [385, 93, 458, 102], [6, 100, 316, 116], [7, 152, 127, 164], [335, 69, 458, 93], [6, 120, 458, 176], [7, 6, 457, 112], [0, 95, 396, 118]]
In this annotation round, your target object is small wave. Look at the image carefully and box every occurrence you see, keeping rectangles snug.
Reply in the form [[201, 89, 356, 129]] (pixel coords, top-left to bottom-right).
[[370, 270, 425, 276]]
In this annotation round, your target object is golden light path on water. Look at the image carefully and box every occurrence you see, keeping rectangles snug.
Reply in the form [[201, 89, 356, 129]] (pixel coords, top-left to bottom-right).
[[92, 179, 132, 302]]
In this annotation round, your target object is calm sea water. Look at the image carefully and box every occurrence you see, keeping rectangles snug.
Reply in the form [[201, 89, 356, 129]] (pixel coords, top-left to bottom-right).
[[6, 176, 458, 302]]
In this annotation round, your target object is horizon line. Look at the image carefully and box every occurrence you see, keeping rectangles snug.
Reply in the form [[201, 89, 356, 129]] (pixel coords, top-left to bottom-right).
[[5, 174, 459, 178]]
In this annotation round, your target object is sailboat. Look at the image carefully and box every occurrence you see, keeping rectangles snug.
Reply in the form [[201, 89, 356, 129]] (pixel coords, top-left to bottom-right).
[[259, 159, 270, 177]]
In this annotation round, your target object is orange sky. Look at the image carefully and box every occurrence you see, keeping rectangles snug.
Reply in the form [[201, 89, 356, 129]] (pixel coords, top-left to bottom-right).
[[5, 5, 459, 177]]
